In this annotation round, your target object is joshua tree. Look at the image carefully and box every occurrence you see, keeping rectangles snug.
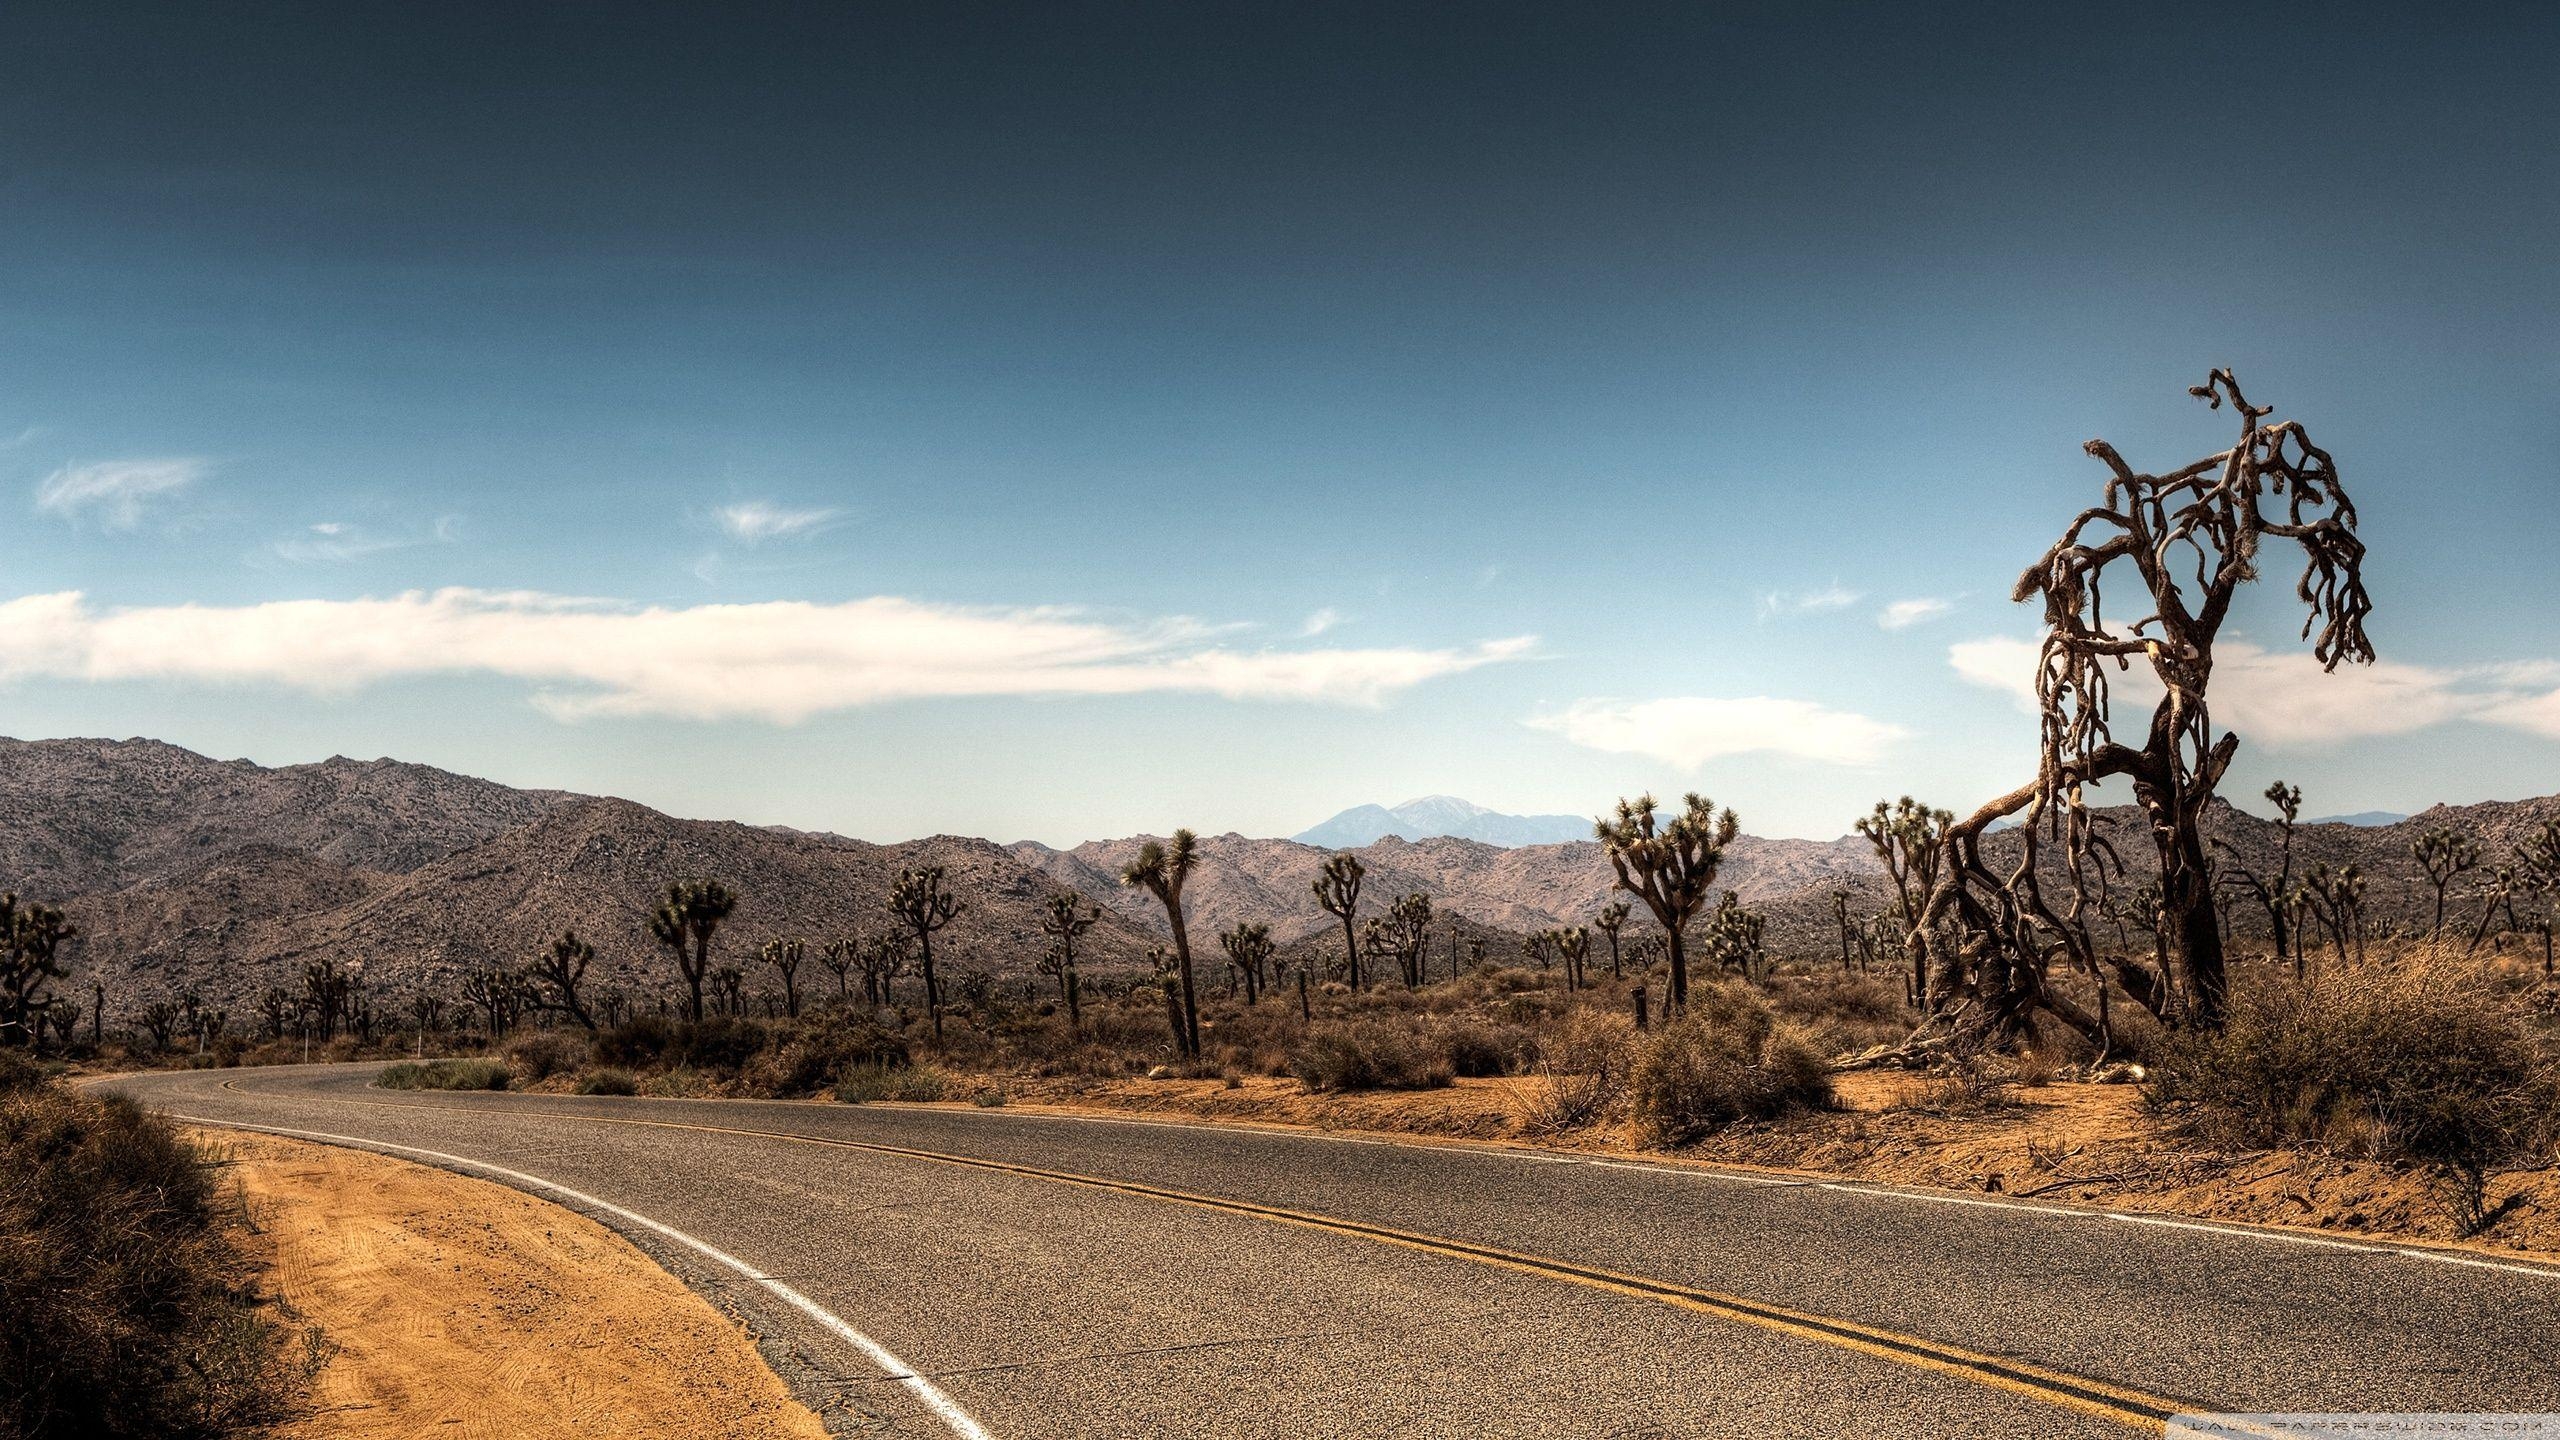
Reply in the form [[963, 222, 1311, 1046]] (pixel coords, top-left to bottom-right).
[[1587, 896, 1628, 973], [1906, 372, 2372, 1048], [0, 895, 76, 1048], [1040, 892, 1098, 1027], [301, 956, 359, 1041], [1466, 935, 1487, 972], [257, 986, 295, 1041], [2514, 820, 2560, 975], [1700, 891, 1766, 979], [1555, 924, 1590, 991], [709, 964, 747, 1017], [2409, 828, 2482, 940], [818, 938, 856, 999], [1218, 921, 1275, 1006], [760, 936, 807, 1018], [1379, 892, 1433, 988], [648, 880, 739, 1023], [2466, 866, 2520, 954], [1522, 929, 1556, 972], [2214, 781, 2304, 967], [2298, 862, 2366, 970], [887, 866, 964, 1040], [1855, 799, 1951, 1008], [1311, 853, 1367, 989], [1595, 793, 1738, 1019], [862, 931, 915, 1009], [137, 999, 182, 1052], [529, 930, 599, 1030], [460, 966, 522, 1039], [1121, 832, 1203, 1058]]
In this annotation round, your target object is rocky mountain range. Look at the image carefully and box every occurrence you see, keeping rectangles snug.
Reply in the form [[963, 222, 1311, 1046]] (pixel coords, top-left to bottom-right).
[[3, 737, 2552, 1016]]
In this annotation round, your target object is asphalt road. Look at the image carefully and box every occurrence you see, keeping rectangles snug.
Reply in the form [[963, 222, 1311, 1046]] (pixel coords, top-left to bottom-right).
[[107, 1064, 2560, 1439]]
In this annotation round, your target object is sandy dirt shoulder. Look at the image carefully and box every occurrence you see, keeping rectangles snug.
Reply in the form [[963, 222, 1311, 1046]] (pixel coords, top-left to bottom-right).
[[196, 1126, 832, 1440], [964, 1072, 2560, 1263]]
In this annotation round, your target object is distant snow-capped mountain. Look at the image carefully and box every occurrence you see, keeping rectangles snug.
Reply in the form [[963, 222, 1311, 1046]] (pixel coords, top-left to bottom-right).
[[1292, 795, 1592, 849]]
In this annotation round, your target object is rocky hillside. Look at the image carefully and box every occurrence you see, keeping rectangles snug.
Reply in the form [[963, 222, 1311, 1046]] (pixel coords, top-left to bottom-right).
[[6, 737, 2553, 1016]]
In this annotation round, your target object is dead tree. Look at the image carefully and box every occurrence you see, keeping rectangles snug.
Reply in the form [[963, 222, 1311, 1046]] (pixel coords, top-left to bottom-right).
[[1906, 371, 2373, 1051], [1595, 793, 1737, 1019]]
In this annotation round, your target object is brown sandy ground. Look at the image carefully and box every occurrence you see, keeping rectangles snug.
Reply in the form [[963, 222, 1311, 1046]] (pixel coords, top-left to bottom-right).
[[963, 1073, 2560, 1261], [196, 1127, 832, 1440]]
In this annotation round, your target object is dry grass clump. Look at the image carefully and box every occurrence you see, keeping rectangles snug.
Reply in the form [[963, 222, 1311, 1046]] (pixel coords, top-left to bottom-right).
[[1627, 983, 1833, 1146], [2150, 952, 2559, 1231], [572, 1066, 638, 1096], [377, 1058, 511, 1091], [1763, 971, 1909, 1057], [502, 1029, 587, 1084], [1517, 1009, 1639, 1135], [0, 1056, 319, 1438]]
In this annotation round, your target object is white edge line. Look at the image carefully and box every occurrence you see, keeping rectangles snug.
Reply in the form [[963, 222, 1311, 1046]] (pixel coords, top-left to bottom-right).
[[2105, 1212, 2378, 1252], [173, 1113, 994, 1440], [2392, 1248, 2560, 1278], [1819, 1181, 2085, 1217]]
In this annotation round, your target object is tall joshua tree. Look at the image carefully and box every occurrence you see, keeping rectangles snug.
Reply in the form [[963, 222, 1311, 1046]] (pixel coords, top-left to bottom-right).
[[1856, 798, 1951, 1007], [1218, 921, 1274, 1006], [1910, 372, 2373, 1046], [886, 866, 963, 1040], [1595, 793, 1738, 1019], [529, 930, 599, 1031], [1122, 831, 1202, 1058], [763, 937, 808, 1017], [2412, 828, 2482, 940], [0, 895, 76, 1048], [648, 880, 738, 1023], [1039, 892, 1098, 1028], [1311, 853, 1367, 989]]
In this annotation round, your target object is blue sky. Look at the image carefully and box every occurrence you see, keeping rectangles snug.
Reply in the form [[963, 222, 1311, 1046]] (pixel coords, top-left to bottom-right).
[[2, 2, 2555, 843]]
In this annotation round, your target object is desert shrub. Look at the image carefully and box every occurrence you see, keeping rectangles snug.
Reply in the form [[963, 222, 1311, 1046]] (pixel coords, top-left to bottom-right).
[[377, 1058, 510, 1092], [751, 1015, 911, 1097], [1518, 1009, 1638, 1134], [591, 1014, 677, 1068], [1287, 1022, 1453, 1093], [1, 1080, 317, 1438], [836, 1066, 951, 1104], [1428, 1019, 1533, 1078], [668, 1016, 768, 1073], [1767, 971, 1910, 1057], [2150, 956, 2557, 1227], [503, 1029, 587, 1084], [1626, 984, 1833, 1146], [574, 1067, 638, 1096]]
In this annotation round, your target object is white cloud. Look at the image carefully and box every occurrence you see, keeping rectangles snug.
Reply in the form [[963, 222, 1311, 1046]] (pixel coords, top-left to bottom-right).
[[269, 518, 457, 565], [1299, 607, 1343, 637], [0, 588, 1533, 724], [35, 458, 205, 529], [715, 501, 842, 543], [1529, 696, 1906, 769], [1946, 634, 2560, 748], [1758, 583, 1862, 620], [1878, 597, 1954, 630]]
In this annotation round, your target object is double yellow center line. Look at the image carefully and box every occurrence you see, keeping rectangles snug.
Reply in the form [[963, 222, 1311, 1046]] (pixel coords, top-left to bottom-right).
[[223, 1083, 2187, 1432]]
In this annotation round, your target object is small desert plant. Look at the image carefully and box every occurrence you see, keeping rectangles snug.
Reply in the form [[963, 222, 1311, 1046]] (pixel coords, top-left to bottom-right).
[[591, 1013, 677, 1068], [833, 1064, 951, 1105], [1287, 1022, 1453, 1092], [573, 1067, 638, 1096], [1428, 1019, 1531, 1078], [1518, 1009, 1638, 1134], [378, 1058, 511, 1091], [1626, 983, 1832, 1146]]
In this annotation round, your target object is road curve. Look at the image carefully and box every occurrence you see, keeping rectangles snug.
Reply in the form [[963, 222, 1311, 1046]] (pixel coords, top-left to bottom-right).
[[108, 1064, 2560, 1439]]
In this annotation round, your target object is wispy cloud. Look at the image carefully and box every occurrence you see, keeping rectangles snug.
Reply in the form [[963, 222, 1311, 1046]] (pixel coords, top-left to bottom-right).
[[35, 457, 206, 529], [1878, 597, 1953, 630], [1299, 607, 1344, 638], [1947, 635, 2560, 748], [269, 517, 460, 565], [1529, 695, 1905, 769], [715, 500, 842, 543], [0, 588, 1534, 724], [1757, 583, 1862, 621]]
